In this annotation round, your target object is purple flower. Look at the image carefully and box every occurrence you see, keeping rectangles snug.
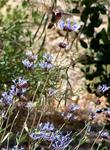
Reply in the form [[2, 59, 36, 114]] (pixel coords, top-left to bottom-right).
[[13, 77, 28, 88], [72, 21, 80, 31], [51, 132, 72, 150], [38, 122, 55, 131], [1, 91, 13, 104], [11, 146, 24, 150], [58, 20, 65, 29], [30, 122, 55, 141], [30, 122, 72, 150], [58, 19, 80, 32], [9, 85, 16, 95], [43, 53, 53, 62], [96, 84, 110, 96], [99, 131, 109, 139], [61, 112, 78, 121], [5, 145, 25, 150], [97, 84, 110, 93], [22, 59, 35, 69], [39, 62, 53, 70], [12, 77, 28, 96], [68, 104, 80, 112], [39, 53, 54, 70]]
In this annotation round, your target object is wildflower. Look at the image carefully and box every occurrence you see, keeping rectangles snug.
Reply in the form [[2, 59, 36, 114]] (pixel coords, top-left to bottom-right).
[[39, 53, 54, 70], [58, 19, 80, 32], [68, 104, 80, 112], [26, 50, 37, 61], [1, 91, 13, 105], [61, 112, 77, 121], [30, 122, 55, 141], [51, 132, 72, 150], [61, 112, 73, 120], [99, 131, 109, 139], [10, 145, 25, 150], [66, 113, 73, 120], [16, 87, 27, 97], [96, 84, 110, 97], [22, 59, 35, 69], [39, 62, 53, 70], [38, 122, 55, 132], [89, 112, 96, 120], [9, 85, 16, 95], [12, 77, 28, 96], [13, 77, 28, 88], [30, 122, 72, 150], [43, 53, 53, 62]]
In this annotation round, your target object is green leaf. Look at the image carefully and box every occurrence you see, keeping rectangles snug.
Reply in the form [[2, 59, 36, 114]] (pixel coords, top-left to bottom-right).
[[86, 23, 94, 37], [70, 8, 80, 14], [90, 13, 102, 27], [79, 39, 88, 48], [81, 0, 90, 6], [90, 38, 99, 50], [100, 28, 109, 44], [81, 7, 90, 23], [98, 5, 106, 14], [22, 0, 29, 8], [107, 97, 110, 103]]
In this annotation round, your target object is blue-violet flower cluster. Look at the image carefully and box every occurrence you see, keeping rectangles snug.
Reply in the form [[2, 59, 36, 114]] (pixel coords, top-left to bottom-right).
[[0, 77, 28, 105], [22, 50, 37, 69], [30, 122, 72, 150], [58, 19, 80, 32], [96, 84, 110, 96], [39, 53, 53, 70]]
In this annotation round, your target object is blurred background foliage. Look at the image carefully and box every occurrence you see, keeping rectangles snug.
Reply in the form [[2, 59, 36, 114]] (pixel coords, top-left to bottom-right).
[[75, 0, 110, 95]]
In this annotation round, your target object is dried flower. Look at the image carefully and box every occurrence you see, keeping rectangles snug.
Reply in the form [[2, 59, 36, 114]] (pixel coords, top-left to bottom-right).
[[95, 99, 101, 105], [59, 42, 68, 49]]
